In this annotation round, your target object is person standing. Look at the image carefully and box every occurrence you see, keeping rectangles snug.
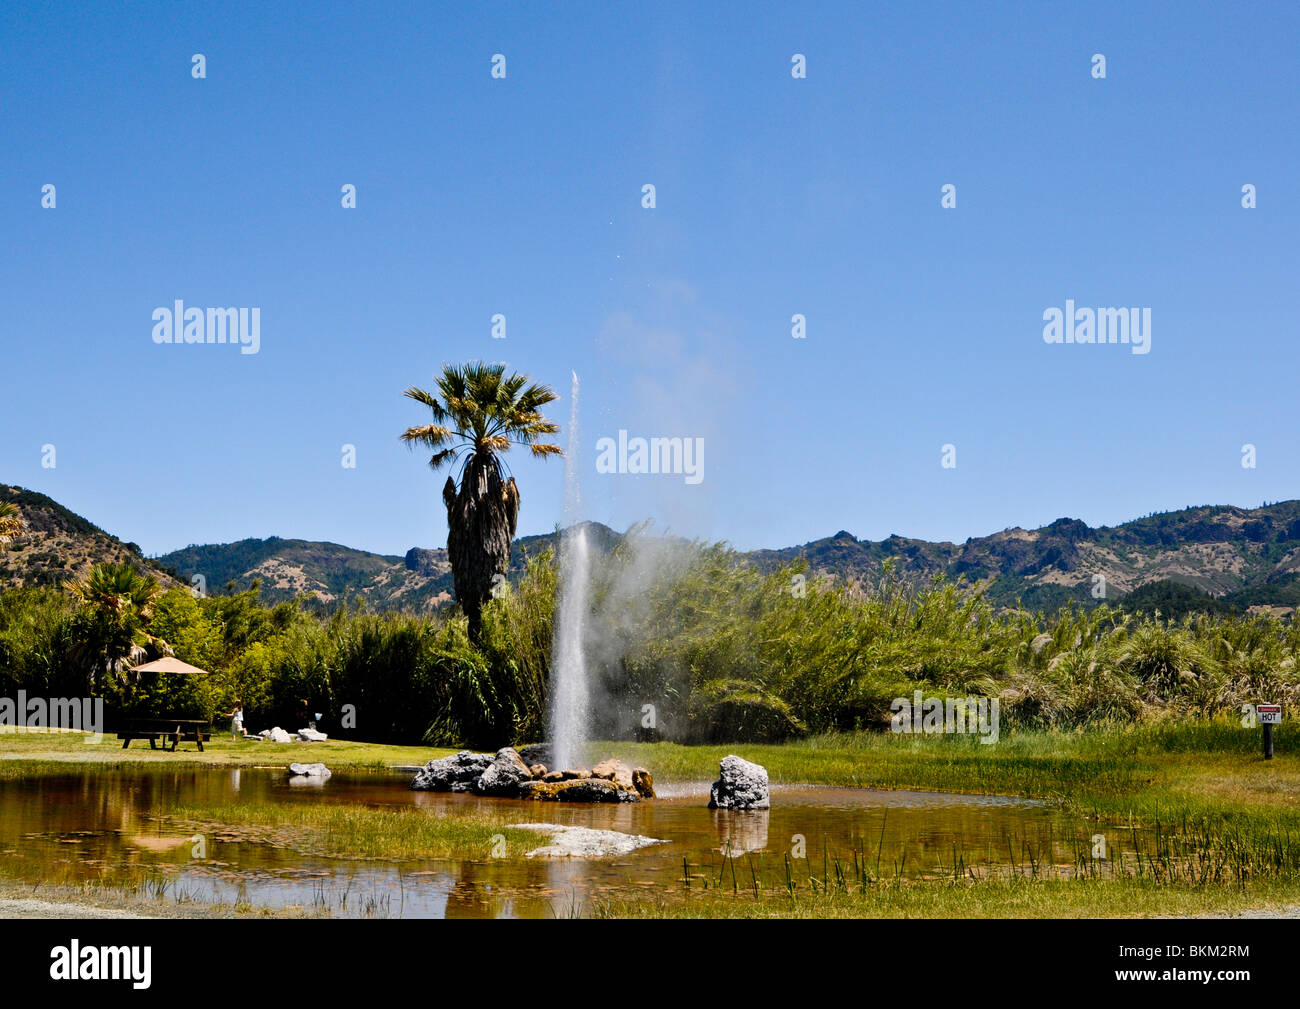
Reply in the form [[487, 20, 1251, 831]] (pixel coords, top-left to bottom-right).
[[222, 701, 248, 740]]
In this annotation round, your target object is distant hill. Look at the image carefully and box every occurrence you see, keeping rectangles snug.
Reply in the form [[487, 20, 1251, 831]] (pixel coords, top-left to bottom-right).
[[0, 485, 179, 590], [154, 537, 454, 610], [4, 481, 1299, 618], [1119, 579, 1239, 619], [750, 502, 1300, 617], [151, 525, 613, 610]]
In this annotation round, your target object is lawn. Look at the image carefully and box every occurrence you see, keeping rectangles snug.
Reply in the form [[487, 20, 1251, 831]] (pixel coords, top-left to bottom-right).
[[0, 727, 457, 772]]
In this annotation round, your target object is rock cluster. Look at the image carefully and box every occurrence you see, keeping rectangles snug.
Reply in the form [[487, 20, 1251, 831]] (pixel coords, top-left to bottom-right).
[[475, 747, 533, 796], [257, 726, 328, 743], [411, 747, 655, 802], [411, 750, 493, 792]]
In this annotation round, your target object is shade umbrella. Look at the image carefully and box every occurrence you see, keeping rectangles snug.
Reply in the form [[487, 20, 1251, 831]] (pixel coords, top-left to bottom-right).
[[130, 656, 211, 676]]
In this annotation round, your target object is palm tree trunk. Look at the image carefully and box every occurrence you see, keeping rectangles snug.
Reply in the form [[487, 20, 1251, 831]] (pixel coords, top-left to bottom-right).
[[444, 458, 519, 643]]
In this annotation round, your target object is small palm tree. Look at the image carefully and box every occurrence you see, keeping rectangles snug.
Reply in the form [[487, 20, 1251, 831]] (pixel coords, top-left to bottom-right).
[[1116, 620, 1218, 707], [402, 362, 562, 641], [69, 562, 168, 687], [0, 502, 25, 544]]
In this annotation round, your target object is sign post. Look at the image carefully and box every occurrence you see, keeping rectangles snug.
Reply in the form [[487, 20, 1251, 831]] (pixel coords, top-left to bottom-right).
[[1257, 704, 1282, 760]]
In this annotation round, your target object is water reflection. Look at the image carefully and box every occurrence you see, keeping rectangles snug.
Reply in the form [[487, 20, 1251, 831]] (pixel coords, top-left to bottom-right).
[[712, 809, 769, 856], [0, 768, 1097, 919]]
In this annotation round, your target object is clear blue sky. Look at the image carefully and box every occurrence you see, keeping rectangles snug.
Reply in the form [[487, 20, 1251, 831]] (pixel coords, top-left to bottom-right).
[[3, 1, 1297, 558]]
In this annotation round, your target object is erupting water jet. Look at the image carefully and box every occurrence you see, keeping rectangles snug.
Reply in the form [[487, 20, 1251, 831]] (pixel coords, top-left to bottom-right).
[[549, 371, 590, 772]]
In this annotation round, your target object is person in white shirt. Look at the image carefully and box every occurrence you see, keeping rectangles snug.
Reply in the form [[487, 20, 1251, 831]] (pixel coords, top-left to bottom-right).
[[222, 701, 248, 740]]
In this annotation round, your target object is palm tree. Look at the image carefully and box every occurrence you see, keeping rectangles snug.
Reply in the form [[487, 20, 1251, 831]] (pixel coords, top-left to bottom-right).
[[401, 362, 562, 641], [69, 562, 168, 687], [0, 502, 25, 544]]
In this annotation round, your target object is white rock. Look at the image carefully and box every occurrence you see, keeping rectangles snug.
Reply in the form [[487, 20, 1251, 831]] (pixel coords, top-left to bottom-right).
[[514, 824, 668, 858], [708, 754, 770, 810]]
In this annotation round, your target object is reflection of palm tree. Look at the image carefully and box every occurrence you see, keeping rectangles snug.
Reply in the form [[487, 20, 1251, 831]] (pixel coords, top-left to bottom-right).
[[401, 362, 562, 641], [0, 502, 24, 544], [69, 562, 168, 687]]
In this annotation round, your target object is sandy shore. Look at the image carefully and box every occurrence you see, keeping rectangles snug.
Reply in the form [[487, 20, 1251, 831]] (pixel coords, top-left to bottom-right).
[[0, 897, 150, 919]]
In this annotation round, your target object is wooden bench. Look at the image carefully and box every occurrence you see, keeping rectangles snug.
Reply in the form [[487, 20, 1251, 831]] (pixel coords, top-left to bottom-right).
[[118, 718, 212, 752]]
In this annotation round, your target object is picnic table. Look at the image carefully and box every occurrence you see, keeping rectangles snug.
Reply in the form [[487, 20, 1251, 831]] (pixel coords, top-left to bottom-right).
[[118, 717, 212, 752]]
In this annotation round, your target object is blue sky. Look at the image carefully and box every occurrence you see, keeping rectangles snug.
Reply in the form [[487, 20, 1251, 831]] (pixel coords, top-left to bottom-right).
[[2, 1, 1297, 558]]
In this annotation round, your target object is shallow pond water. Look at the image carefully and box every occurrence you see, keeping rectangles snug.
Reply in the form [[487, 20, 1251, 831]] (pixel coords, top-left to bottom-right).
[[0, 768, 1102, 918]]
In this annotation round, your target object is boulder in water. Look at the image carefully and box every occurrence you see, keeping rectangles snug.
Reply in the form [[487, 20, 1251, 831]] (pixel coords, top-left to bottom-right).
[[411, 750, 492, 791], [632, 767, 656, 799], [289, 762, 331, 779], [517, 743, 553, 767], [591, 758, 635, 790], [474, 747, 534, 796], [708, 755, 770, 810]]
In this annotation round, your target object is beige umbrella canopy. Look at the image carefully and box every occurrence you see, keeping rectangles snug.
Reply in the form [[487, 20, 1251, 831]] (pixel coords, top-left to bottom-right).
[[131, 656, 211, 676]]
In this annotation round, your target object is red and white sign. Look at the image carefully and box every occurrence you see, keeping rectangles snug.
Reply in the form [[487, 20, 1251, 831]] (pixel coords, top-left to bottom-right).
[[1257, 704, 1282, 725]]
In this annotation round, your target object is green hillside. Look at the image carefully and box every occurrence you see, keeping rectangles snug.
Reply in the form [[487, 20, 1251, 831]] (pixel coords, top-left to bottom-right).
[[0, 485, 177, 591], [5, 481, 1299, 618]]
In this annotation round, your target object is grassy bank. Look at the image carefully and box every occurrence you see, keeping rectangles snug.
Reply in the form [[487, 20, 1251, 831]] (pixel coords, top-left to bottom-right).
[[606, 719, 1300, 819], [591, 877, 1300, 919], [0, 727, 455, 772]]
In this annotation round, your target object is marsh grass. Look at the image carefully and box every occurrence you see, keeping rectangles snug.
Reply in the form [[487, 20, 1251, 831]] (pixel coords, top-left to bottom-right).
[[603, 718, 1300, 809], [0, 871, 319, 918], [163, 801, 539, 861], [653, 802, 1300, 920], [589, 875, 1300, 919]]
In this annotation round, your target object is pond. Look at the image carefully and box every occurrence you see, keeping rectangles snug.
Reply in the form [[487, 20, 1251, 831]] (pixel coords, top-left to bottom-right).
[[0, 768, 1102, 918]]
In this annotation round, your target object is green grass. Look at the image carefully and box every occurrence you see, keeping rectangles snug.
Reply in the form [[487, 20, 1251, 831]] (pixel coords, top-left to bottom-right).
[[163, 801, 541, 861], [590, 876, 1300, 919], [0, 727, 456, 771], [600, 718, 1300, 815]]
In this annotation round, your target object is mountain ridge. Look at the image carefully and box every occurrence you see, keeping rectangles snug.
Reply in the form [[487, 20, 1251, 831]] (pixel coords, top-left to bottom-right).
[[4, 484, 1298, 617]]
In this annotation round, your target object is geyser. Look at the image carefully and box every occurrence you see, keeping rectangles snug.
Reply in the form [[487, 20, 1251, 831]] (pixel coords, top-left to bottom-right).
[[549, 370, 590, 772]]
